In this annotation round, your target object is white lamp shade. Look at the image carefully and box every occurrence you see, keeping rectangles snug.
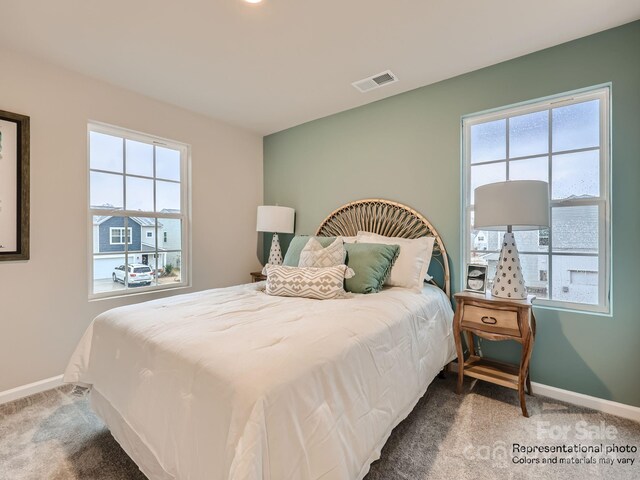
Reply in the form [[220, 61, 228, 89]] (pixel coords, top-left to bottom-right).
[[256, 206, 295, 233], [474, 180, 549, 231]]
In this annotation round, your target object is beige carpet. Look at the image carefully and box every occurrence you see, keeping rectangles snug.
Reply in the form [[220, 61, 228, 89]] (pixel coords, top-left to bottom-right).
[[1, 377, 638, 479]]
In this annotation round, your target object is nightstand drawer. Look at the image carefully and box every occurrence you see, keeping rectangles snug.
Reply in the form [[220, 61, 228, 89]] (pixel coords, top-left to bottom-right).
[[461, 305, 520, 337]]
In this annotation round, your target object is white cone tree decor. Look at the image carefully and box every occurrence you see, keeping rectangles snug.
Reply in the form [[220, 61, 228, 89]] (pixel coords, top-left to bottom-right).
[[267, 233, 284, 265], [492, 232, 526, 299]]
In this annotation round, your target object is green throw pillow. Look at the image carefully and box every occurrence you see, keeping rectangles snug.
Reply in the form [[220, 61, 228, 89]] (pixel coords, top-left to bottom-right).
[[344, 243, 400, 294], [283, 236, 336, 266]]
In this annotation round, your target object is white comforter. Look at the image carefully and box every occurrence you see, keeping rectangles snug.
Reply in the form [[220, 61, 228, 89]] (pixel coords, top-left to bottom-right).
[[64, 283, 456, 480]]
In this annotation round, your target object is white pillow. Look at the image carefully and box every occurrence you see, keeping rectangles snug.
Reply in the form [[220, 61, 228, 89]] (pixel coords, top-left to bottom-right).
[[356, 231, 435, 291], [299, 237, 346, 268]]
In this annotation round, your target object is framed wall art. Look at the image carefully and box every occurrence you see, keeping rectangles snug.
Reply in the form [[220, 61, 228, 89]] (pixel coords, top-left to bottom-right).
[[0, 109, 30, 261], [465, 264, 487, 293]]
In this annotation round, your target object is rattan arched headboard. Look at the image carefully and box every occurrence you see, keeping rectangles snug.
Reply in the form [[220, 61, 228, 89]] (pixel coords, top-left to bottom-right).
[[315, 199, 450, 297]]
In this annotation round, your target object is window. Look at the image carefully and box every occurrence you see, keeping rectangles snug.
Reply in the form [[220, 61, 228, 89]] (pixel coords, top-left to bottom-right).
[[89, 123, 189, 298], [110, 227, 132, 245], [462, 86, 610, 313]]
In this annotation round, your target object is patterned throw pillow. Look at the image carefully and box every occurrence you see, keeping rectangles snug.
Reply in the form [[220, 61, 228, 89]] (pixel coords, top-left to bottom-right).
[[264, 264, 353, 300], [298, 237, 346, 268], [283, 236, 336, 266]]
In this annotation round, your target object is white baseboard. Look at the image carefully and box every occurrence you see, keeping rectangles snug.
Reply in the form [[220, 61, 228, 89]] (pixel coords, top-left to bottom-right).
[[530, 382, 640, 423], [0, 375, 64, 406], [448, 362, 640, 422]]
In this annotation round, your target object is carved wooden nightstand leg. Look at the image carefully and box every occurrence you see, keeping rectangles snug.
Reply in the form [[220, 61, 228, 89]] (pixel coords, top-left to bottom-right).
[[456, 355, 464, 394], [518, 332, 534, 417], [453, 309, 464, 394], [518, 345, 529, 416], [518, 383, 529, 417], [526, 311, 536, 396]]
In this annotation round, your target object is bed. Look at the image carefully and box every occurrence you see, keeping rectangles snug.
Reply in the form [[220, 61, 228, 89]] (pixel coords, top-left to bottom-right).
[[64, 199, 456, 480]]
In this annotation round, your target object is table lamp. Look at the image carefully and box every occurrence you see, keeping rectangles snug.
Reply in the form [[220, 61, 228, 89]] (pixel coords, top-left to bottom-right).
[[256, 205, 295, 265], [474, 180, 549, 299]]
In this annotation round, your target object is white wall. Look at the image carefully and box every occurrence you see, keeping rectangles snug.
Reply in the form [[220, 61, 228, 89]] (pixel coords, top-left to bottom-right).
[[0, 48, 263, 392]]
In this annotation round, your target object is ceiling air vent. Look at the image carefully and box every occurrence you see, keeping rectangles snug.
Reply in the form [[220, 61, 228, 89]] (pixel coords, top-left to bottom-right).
[[352, 70, 398, 93]]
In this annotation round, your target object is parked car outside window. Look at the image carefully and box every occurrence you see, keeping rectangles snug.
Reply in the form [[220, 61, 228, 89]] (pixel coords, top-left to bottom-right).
[[112, 264, 153, 286]]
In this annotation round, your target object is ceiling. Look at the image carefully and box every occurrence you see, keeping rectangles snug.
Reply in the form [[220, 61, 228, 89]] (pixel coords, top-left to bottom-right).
[[0, 1, 638, 135]]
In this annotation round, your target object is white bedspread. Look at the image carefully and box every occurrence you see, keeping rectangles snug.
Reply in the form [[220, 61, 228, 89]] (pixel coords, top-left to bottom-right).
[[64, 283, 456, 480]]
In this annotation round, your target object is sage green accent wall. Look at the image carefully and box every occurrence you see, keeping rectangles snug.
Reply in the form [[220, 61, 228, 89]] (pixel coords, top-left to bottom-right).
[[264, 21, 640, 407]]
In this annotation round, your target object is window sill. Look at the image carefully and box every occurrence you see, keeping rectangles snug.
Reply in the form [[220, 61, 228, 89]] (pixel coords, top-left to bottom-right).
[[88, 282, 191, 302], [532, 300, 612, 318]]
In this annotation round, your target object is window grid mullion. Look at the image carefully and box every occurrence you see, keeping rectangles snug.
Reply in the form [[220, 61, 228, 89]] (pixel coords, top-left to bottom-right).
[[549, 198, 605, 208], [124, 217, 129, 288], [469, 145, 600, 167], [124, 249, 183, 254], [122, 138, 129, 289], [90, 210, 184, 221], [89, 168, 180, 184], [469, 250, 602, 257], [505, 117, 510, 180], [153, 145, 159, 284], [547, 108, 554, 300]]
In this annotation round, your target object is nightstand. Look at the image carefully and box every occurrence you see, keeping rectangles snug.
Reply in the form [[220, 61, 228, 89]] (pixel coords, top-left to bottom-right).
[[250, 271, 267, 282], [453, 290, 536, 417]]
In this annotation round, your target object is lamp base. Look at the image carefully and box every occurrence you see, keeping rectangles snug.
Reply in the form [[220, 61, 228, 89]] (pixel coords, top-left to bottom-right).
[[267, 233, 284, 265], [491, 232, 527, 300]]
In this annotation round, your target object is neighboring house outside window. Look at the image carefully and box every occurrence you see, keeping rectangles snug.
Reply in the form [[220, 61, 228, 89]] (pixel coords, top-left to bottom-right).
[[89, 123, 190, 298], [462, 86, 610, 313], [160, 209, 181, 270]]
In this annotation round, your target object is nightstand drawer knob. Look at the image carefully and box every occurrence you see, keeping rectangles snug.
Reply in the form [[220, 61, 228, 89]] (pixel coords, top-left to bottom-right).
[[481, 316, 497, 325]]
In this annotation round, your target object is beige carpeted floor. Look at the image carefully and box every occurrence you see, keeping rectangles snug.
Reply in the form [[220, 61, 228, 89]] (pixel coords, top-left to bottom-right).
[[1, 376, 638, 479]]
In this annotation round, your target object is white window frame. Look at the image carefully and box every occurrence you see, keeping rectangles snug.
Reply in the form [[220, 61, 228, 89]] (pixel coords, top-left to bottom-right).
[[109, 227, 133, 245], [88, 122, 191, 300], [461, 85, 611, 314]]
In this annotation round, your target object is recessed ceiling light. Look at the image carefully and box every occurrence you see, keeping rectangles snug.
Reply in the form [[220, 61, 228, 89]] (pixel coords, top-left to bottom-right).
[[244, 0, 263, 3]]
